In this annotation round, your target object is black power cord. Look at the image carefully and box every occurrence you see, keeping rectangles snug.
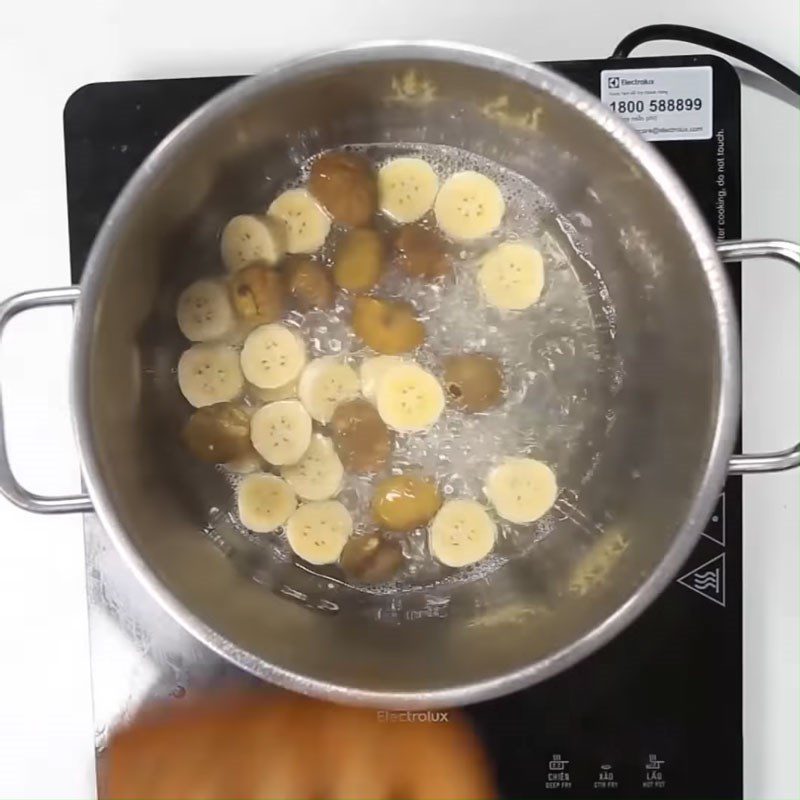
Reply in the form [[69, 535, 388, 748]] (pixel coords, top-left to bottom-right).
[[611, 24, 800, 97]]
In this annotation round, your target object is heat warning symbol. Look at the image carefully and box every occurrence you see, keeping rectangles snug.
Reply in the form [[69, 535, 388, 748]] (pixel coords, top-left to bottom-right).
[[677, 552, 725, 607]]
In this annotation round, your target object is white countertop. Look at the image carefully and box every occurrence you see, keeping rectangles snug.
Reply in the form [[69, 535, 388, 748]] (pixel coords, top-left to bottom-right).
[[0, 1, 797, 797]]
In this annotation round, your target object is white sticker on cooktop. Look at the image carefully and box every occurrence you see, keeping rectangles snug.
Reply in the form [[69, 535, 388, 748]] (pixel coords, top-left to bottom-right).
[[600, 66, 712, 141]]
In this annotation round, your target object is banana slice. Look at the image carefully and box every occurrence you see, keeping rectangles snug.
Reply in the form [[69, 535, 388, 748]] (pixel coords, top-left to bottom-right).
[[249, 379, 298, 403], [177, 344, 244, 407], [434, 171, 505, 241], [375, 362, 444, 432], [484, 458, 557, 523], [268, 188, 331, 254], [220, 214, 286, 272], [359, 355, 406, 403], [176, 279, 235, 342], [377, 157, 439, 223], [297, 356, 361, 424], [478, 242, 544, 310], [281, 433, 343, 501], [429, 499, 497, 568], [285, 500, 353, 565], [237, 473, 297, 533], [250, 399, 312, 465], [240, 323, 307, 389]]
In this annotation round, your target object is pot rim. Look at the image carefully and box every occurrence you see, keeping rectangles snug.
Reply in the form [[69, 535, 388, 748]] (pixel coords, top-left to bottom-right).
[[70, 40, 740, 708]]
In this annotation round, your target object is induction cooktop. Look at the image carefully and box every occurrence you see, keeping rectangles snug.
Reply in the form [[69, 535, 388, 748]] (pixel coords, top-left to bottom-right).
[[64, 53, 742, 798]]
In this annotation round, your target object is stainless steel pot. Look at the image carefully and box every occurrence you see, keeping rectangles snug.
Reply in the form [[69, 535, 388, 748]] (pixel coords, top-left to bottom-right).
[[1, 43, 798, 708]]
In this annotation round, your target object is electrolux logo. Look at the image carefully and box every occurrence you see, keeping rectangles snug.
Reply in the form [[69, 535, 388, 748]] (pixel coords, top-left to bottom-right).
[[607, 75, 655, 87]]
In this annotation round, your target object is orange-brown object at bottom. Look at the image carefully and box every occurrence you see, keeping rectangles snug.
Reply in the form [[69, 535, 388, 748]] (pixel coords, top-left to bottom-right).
[[102, 691, 497, 800]]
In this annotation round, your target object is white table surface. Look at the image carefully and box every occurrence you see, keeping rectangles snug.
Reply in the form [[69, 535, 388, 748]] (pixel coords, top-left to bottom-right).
[[0, 1, 797, 797]]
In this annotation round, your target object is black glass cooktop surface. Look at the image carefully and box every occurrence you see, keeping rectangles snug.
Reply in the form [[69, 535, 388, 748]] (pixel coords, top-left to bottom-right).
[[65, 54, 742, 799]]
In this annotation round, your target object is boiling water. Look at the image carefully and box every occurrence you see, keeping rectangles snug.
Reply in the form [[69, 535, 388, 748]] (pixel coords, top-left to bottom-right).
[[206, 143, 619, 597]]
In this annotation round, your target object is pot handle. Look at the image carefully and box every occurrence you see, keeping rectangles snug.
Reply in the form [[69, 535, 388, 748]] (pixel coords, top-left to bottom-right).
[[717, 239, 800, 474], [0, 287, 93, 513]]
